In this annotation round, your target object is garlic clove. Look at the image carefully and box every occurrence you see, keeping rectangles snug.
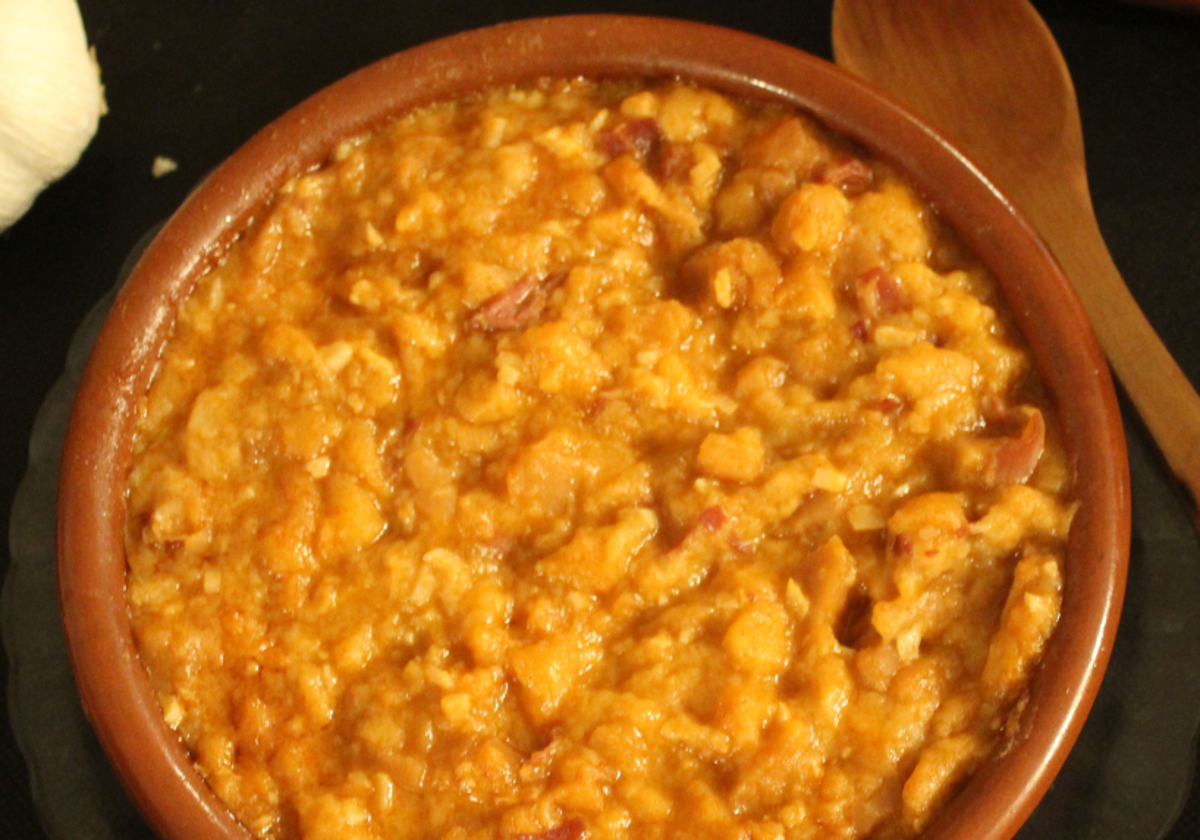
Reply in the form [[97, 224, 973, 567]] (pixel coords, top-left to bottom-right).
[[0, 0, 105, 231]]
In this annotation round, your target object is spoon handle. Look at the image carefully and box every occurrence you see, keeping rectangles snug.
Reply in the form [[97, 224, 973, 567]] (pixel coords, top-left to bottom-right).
[[1031, 187, 1200, 519]]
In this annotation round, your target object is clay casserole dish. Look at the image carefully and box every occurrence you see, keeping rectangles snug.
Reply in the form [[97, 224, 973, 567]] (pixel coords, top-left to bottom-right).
[[56, 15, 1129, 840]]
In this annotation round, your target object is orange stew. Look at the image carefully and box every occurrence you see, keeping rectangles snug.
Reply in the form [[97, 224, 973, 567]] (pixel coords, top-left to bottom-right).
[[126, 79, 1074, 840]]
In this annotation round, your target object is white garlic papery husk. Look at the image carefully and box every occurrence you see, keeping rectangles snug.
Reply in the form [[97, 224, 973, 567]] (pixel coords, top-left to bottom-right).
[[0, 0, 105, 231]]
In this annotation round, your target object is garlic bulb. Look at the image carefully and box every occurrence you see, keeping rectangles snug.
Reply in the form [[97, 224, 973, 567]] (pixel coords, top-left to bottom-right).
[[0, 0, 104, 231]]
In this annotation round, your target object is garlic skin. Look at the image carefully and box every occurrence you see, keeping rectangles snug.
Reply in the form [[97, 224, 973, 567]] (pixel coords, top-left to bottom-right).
[[0, 0, 104, 231]]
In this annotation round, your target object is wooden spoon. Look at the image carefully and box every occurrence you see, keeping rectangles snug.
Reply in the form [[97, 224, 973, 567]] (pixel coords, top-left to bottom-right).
[[832, 0, 1200, 520]]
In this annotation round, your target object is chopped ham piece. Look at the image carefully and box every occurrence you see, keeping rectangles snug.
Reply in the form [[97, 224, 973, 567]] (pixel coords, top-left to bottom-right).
[[816, 157, 874, 194], [655, 142, 692, 181], [597, 117, 660, 159], [699, 505, 728, 531], [991, 408, 1046, 486], [468, 273, 564, 332], [856, 267, 909, 318]]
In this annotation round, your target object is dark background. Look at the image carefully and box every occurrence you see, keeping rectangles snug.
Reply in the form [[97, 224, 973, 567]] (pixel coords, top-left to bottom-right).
[[3, 1, 1199, 837]]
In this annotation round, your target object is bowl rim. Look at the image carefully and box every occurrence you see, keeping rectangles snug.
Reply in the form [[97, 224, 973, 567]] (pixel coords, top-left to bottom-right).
[[56, 14, 1130, 840]]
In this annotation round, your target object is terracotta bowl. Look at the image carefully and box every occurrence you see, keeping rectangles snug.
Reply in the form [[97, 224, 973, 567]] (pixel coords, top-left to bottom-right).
[[57, 15, 1130, 840]]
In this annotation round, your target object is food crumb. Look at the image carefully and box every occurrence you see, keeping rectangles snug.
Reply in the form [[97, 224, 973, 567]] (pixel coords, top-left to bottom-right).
[[152, 156, 178, 178]]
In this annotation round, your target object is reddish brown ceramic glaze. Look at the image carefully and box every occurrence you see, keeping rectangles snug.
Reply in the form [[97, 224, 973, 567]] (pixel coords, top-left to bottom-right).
[[57, 16, 1130, 840]]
